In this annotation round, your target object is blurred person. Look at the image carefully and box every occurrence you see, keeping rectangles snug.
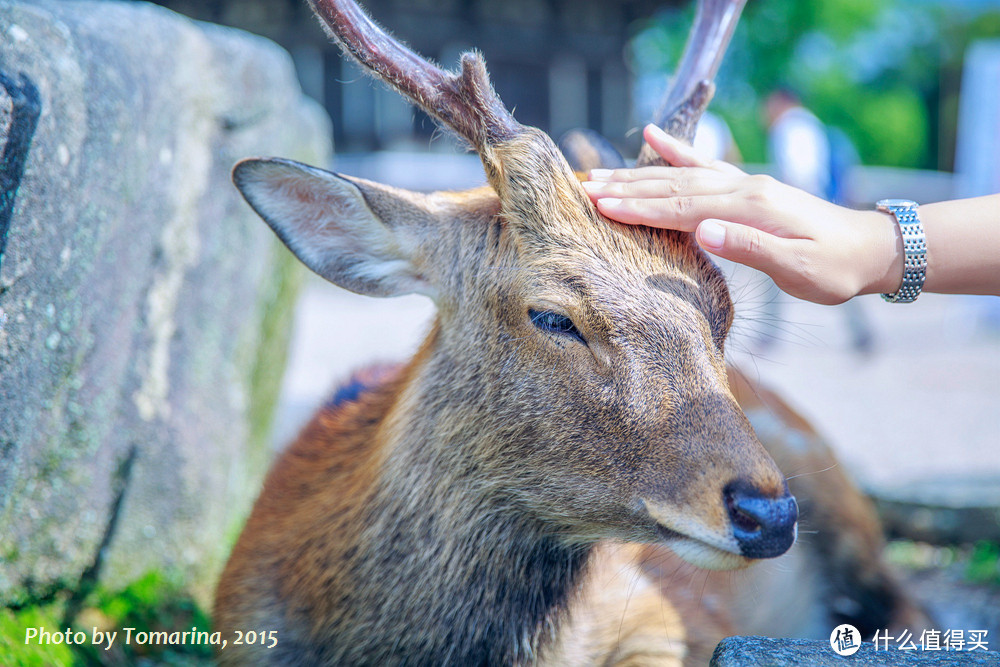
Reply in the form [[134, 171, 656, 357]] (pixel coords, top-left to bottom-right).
[[582, 124, 1000, 304], [694, 110, 742, 163], [763, 89, 873, 350], [765, 88, 830, 200]]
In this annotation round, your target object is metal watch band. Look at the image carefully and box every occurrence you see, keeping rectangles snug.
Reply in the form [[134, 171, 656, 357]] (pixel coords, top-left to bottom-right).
[[876, 199, 926, 304]]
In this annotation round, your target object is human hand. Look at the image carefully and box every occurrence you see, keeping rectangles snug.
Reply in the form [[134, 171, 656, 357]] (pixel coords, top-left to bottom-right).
[[582, 124, 903, 305]]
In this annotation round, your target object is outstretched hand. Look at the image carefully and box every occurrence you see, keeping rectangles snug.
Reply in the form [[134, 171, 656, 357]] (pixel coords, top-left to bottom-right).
[[581, 124, 902, 305]]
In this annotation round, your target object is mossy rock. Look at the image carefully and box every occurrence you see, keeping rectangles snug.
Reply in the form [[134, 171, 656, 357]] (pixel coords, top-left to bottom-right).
[[0, 0, 331, 611]]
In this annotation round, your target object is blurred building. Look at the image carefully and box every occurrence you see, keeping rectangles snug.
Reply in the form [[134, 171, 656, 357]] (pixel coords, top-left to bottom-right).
[[148, 0, 680, 153], [955, 39, 1000, 197]]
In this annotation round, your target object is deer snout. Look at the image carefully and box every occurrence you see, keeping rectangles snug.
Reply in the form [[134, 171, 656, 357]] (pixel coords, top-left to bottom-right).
[[724, 481, 798, 559]]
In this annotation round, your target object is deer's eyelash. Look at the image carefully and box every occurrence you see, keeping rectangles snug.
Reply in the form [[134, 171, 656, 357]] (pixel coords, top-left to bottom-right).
[[529, 309, 586, 345]]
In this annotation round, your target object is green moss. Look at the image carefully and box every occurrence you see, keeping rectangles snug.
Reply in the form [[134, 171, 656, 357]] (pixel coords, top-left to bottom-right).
[[246, 240, 303, 469], [0, 606, 74, 667]]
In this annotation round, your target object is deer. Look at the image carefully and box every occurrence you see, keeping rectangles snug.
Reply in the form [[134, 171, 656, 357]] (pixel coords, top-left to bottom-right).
[[214, 0, 927, 664]]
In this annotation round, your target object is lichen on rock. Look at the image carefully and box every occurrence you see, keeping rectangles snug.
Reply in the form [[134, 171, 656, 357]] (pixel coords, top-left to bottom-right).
[[0, 0, 331, 613]]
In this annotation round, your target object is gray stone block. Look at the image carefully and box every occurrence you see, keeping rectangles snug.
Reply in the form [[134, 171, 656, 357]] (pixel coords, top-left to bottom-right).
[[0, 0, 330, 606], [711, 637, 1000, 666]]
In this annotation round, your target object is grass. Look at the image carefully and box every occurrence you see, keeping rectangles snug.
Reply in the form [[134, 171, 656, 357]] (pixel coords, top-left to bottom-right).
[[2, 571, 216, 667]]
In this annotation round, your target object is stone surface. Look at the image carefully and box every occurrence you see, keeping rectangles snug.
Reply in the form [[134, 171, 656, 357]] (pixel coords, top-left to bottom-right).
[[710, 636, 1000, 666], [0, 0, 330, 606]]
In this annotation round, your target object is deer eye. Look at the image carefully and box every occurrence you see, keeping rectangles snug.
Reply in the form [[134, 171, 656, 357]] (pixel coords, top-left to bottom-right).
[[529, 309, 585, 345]]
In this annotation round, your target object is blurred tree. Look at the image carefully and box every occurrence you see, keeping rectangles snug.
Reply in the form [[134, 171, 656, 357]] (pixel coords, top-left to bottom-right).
[[628, 0, 1000, 169]]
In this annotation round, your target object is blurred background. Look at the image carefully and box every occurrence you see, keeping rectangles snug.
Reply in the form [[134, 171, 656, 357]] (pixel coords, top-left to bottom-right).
[[149, 0, 1000, 186]]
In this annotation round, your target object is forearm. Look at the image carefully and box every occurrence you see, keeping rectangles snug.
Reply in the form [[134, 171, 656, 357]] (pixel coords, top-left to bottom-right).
[[863, 194, 1000, 297]]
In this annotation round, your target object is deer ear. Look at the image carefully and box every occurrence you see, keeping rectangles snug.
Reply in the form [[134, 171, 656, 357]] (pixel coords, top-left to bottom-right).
[[233, 158, 436, 298]]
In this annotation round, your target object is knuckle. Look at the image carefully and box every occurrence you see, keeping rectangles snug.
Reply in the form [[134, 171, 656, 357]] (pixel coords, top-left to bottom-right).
[[745, 174, 775, 206], [599, 182, 622, 197], [637, 167, 669, 182], [743, 229, 764, 256], [621, 181, 644, 197], [670, 195, 693, 217]]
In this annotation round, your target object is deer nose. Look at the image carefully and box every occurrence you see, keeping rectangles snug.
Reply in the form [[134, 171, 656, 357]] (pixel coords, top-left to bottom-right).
[[723, 482, 798, 559]]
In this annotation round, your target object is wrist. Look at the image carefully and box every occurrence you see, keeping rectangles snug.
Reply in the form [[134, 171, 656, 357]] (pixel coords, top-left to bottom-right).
[[856, 209, 905, 297]]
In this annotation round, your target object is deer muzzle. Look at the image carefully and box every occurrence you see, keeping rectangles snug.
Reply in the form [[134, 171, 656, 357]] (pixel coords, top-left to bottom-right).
[[638, 392, 798, 570]]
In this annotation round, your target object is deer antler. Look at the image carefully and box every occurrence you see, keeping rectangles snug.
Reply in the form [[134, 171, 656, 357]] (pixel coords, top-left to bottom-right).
[[309, 0, 522, 149], [638, 0, 747, 166]]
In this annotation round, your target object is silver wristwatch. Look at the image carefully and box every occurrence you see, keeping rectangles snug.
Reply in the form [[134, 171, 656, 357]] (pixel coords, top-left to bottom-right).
[[876, 199, 927, 303]]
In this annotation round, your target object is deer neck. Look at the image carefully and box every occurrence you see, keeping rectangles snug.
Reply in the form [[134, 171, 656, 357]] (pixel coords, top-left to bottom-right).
[[337, 324, 593, 665]]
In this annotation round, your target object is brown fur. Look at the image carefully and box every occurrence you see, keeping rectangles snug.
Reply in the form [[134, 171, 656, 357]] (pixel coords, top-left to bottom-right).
[[216, 360, 927, 665], [217, 154, 791, 662], [216, 1, 922, 663]]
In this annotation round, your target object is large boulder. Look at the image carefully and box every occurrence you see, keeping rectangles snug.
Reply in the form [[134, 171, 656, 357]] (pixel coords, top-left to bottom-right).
[[0, 0, 330, 606]]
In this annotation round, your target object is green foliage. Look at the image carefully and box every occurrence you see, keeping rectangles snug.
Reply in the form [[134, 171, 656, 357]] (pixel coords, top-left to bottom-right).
[[965, 541, 1000, 587], [90, 571, 208, 632], [1, 571, 216, 666], [629, 0, 1000, 168], [814, 0, 881, 42], [884, 539, 1000, 588], [884, 539, 957, 570], [73, 570, 214, 665], [0, 606, 74, 667]]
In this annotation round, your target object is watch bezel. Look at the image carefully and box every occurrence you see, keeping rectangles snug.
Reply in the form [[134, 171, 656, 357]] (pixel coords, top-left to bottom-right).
[[876, 198, 918, 210]]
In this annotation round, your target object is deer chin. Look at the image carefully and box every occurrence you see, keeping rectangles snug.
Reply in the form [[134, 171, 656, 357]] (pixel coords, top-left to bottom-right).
[[658, 529, 753, 571], [644, 501, 751, 571]]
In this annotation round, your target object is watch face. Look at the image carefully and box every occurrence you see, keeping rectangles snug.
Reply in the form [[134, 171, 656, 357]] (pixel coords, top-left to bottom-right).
[[877, 198, 918, 209]]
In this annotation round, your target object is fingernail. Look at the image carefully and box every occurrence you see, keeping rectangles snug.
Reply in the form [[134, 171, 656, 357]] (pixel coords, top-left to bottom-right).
[[598, 197, 622, 208], [645, 124, 670, 142], [589, 169, 614, 180], [698, 219, 726, 249], [581, 181, 605, 193]]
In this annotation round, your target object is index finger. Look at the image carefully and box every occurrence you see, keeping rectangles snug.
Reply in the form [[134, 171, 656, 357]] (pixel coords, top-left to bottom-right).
[[643, 124, 713, 168], [643, 124, 745, 176], [587, 165, 724, 184]]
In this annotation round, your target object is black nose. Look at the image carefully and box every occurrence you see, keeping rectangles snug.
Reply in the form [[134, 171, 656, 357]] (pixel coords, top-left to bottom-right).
[[724, 482, 798, 559]]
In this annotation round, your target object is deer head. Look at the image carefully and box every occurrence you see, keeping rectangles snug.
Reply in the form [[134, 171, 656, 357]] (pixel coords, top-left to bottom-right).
[[234, 0, 795, 569]]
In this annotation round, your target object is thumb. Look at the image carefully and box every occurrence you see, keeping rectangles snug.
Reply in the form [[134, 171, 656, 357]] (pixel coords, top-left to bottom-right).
[[695, 219, 786, 279]]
